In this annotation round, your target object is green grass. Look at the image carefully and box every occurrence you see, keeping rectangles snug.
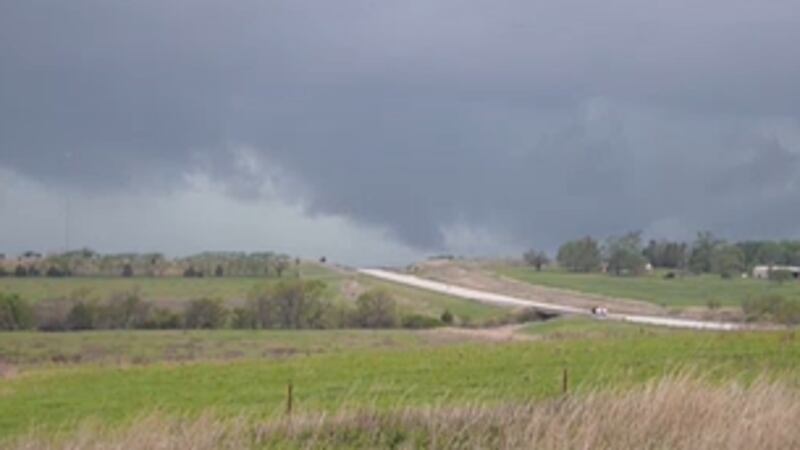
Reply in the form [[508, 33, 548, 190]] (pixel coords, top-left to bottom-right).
[[356, 276, 507, 321], [495, 265, 800, 307], [0, 329, 442, 368], [520, 316, 679, 341], [1, 325, 799, 438], [0, 264, 341, 304], [0, 265, 505, 323]]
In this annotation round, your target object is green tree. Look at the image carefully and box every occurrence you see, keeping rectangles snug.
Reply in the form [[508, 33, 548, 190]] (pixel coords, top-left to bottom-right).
[[605, 231, 647, 276], [523, 249, 550, 271], [557, 237, 602, 273], [354, 289, 399, 328], [710, 245, 745, 279], [689, 231, 722, 274], [274, 258, 290, 278], [0, 293, 34, 330], [644, 240, 688, 268], [756, 241, 785, 265], [247, 280, 326, 329], [184, 298, 228, 329]]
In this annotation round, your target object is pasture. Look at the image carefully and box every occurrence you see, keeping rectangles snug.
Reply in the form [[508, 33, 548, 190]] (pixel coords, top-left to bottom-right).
[[2, 266, 800, 448], [0, 269, 508, 324], [494, 264, 800, 307], [0, 263, 339, 304], [0, 329, 448, 368], [1, 320, 799, 441]]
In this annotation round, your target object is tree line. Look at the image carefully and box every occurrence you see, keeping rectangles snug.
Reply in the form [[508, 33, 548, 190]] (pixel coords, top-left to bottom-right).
[[0, 281, 466, 332], [525, 232, 800, 279], [0, 250, 302, 278]]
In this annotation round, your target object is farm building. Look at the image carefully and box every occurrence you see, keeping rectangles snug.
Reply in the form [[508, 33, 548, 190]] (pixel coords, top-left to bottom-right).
[[753, 265, 800, 280]]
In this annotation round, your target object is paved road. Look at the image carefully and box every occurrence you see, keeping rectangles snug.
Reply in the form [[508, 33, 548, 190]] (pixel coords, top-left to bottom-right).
[[358, 268, 745, 331]]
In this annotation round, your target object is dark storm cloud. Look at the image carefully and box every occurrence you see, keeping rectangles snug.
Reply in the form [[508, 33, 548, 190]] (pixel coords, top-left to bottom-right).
[[2, 0, 799, 252]]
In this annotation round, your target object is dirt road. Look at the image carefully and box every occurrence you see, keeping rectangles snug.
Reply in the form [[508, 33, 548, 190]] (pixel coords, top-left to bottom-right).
[[358, 268, 746, 331]]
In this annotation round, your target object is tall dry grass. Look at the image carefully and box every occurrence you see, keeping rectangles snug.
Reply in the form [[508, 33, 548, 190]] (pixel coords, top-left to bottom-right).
[[10, 374, 800, 450]]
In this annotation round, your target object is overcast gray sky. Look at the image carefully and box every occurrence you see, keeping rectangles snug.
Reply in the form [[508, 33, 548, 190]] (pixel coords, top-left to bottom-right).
[[1, 1, 799, 265]]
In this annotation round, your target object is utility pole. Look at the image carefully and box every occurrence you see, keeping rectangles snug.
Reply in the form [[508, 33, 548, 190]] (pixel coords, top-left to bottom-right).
[[64, 151, 72, 252]]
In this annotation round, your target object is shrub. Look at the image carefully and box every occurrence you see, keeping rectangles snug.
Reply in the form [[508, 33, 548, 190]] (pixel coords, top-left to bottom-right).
[[769, 269, 795, 284], [34, 298, 77, 331], [440, 309, 454, 325], [0, 266, 8, 277], [143, 307, 182, 329], [230, 307, 256, 329], [46, 266, 67, 277], [184, 298, 228, 329], [14, 265, 28, 277], [0, 293, 34, 330], [354, 289, 399, 328], [97, 290, 151, 329], [706, 299, 722, 310], [401, 314, 443, 329], [121, 264, 134, 277], [743, 295, 800, 325], [320, 304, 355, 329], [511, 308, 554, 323], [183, 267, 201, 278], [67, 301, 98, 330]]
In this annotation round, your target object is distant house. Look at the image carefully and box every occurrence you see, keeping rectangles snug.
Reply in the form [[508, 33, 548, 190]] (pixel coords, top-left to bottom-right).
[[753, 265, 800, 280]]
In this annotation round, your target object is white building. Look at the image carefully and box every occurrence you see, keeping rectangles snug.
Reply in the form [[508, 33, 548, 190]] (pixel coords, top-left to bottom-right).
[[753, 265, 800, 280]]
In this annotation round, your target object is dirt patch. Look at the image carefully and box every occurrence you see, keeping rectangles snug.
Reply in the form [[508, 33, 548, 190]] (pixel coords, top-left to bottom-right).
[[412, 260, 665, 316], [681, 306, 744, 322], [423, 324, 535, 343], [340, 278, 366, 301], [0, 361, 19, 379]]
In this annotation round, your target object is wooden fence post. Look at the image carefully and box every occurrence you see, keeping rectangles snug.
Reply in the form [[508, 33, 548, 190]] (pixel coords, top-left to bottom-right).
[[562, 368, 569, 395], [287, 381, 293, 416]]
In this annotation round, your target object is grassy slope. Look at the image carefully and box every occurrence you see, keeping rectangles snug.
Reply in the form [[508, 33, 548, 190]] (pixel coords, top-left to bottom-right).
[[0, 263, 340, 304], [0, 264, 506, 321], [0, 329, 439, 368], [1, 324, 799, 437], [495, 265, 800, 307], [10, 377, 799, 450], [356, 275, 507, 321], [521, 316, 672, 337]]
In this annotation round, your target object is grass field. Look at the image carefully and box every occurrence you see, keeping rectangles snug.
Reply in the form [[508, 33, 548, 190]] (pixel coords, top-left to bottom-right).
[[494, 265, 800, 307], [0, 329, 451, 368], [0, 263, 340, 304], [3, 266, 800, 447], [355, 275, 507, 322], [1, 321, 799, 439], [10, 376, 798, 449], [0, 262, 507, 322]]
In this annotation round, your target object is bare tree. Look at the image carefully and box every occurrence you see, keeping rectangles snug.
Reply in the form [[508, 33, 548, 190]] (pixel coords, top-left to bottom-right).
[[523, 249, 550, 271]]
